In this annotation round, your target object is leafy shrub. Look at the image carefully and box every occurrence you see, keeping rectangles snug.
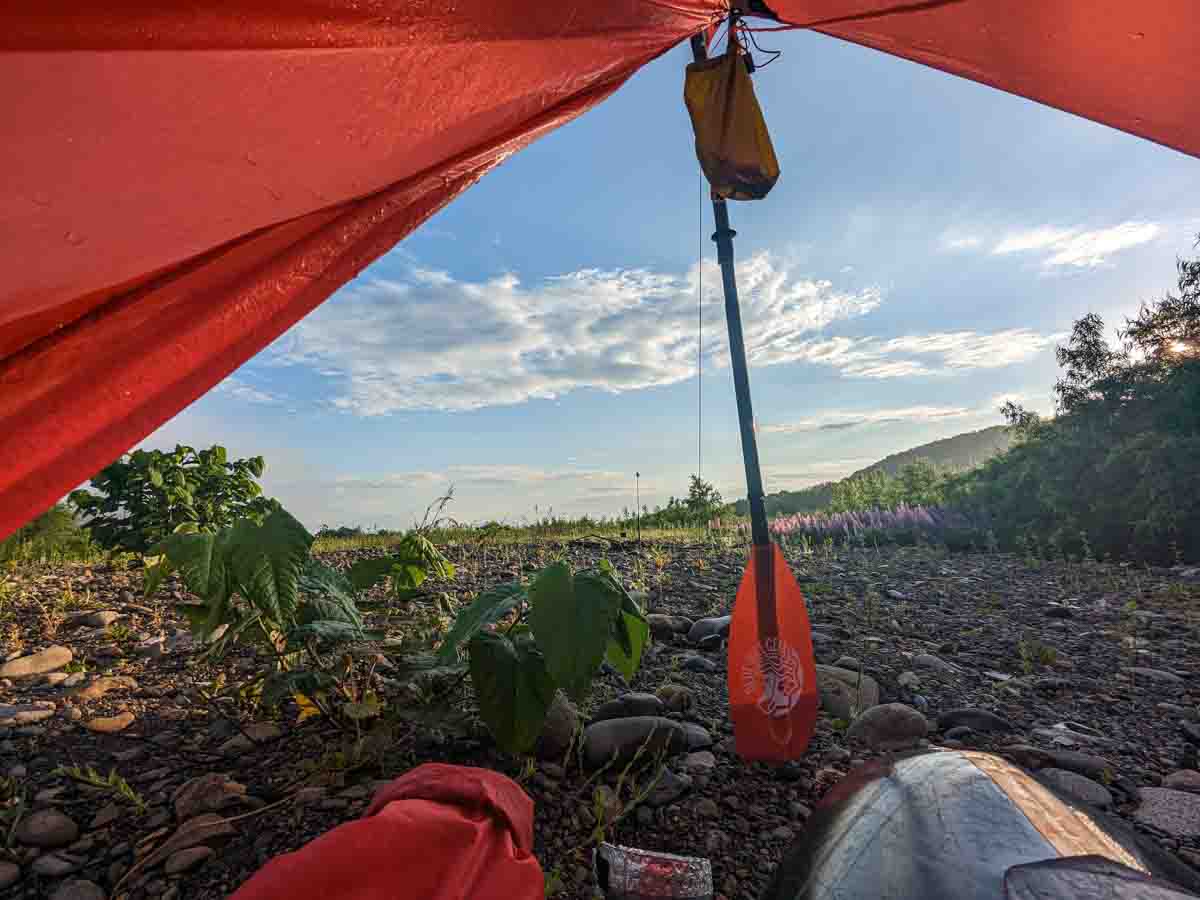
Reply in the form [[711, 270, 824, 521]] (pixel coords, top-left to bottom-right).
[[147, 503, 378, 721], [367, 557, 649, 755], [945, 243, 1200, 563], [347, 533, 455, 601], [70, 444, 270, 553], [0, 504, 97, 564]]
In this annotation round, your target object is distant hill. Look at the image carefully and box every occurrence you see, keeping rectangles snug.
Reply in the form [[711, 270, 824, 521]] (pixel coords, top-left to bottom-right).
[[847, 425, 1013, 479], [735, 425, 1013, 516]]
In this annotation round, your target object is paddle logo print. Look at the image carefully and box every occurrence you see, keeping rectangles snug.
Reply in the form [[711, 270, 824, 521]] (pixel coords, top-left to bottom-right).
[[742, 636, 804, 720]]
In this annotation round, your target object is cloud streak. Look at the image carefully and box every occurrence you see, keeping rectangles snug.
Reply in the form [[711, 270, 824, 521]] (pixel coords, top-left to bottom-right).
[[762, 404, 974, 435], [993, 221, 1160, 267]]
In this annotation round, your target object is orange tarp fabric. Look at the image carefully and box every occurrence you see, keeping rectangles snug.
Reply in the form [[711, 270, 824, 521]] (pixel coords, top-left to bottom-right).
[[230, 764, 543, 900], [2, 1, 1198, 539]]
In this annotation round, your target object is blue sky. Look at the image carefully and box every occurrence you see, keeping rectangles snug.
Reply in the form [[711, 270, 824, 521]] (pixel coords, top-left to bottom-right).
[[149, 29, 1200, 530]]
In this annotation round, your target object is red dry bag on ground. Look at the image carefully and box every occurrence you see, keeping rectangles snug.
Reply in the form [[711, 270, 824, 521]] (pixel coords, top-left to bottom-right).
[[231, 764, 543, 900]]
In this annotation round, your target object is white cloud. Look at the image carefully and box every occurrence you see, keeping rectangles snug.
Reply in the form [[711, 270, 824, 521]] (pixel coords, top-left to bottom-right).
[[941, 234, 983, 250], [268, 253, 883, 415], [993, 221, 1160, 267], [214, 376, 283, 405], [762, 404, 973, 435]]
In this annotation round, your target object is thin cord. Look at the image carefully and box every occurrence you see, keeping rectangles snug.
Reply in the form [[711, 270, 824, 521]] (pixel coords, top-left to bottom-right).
[[697, 168, 704, 483]]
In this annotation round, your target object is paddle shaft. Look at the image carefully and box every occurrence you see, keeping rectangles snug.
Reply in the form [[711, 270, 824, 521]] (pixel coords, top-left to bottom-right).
[[690, 30, 769, 549]]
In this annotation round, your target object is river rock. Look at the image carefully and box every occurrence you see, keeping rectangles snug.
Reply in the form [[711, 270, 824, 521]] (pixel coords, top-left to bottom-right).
[[172, 774, 247, 820], [0, 861, 19, 890], [912, 653, 956, 674], [1124, 667, 1185, 684], [938, 708, 1015, 734], [1004, 745, 1115, 779], [84, 710, 135, 733], [72, 676, 138, 702], [0, 645, 72, 679], [847, 703, 927, 751], [697, 634, 723, 651], [1163, 771, 1200, 794], [897, 671, 920, 689], [537, 693, 580, 760], [655, 684, 694, 713], [219, 722, 283, 755], [1134, 788, 1200, 838], [164, 846, 214, 875], [593, 693, 664, 722], [646, 615, 692, 640], [1039, 768, 1113, 808], [66, 610, 122, 630], [50, 880, 107, 900], [681, 722, 713, 750], [646, 770, 692, 807], [681, 655, 718, 674], [0, 701, 57, 727], [32, 853, 83, 877], [582, 717, 687, 768], [15, 808, 79, 848], [683, 751, 716, 772], [687, 616, 731, 644], [816, 665, 880, 720], [1180, 722, 1200, 746]]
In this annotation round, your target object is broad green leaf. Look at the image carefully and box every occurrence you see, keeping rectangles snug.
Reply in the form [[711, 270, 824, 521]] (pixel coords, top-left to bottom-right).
[[605, 610, 649, 681], [343, 691, 383, 721], [392, 562, 428, 594], [389, 652, 467, 682], [528, 564, 621, 700], [288, 620, 364, 644], [228, 506, 313, 627], [468, 631, 555, 754], [297, 560, 364, 628], [142, 557, 170, 599], [346, 556, 396, 591], [147, 467, 164, 488], [437, 581, 526, 662]]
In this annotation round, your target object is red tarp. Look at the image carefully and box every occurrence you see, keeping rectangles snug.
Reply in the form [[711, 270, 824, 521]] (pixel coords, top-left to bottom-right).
[[230, 763, 543, 900], [2, 2, 1198, 539]]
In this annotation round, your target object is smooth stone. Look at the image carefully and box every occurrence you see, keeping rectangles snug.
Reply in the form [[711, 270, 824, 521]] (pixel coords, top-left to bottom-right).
[[681, 723, 713, 751], [645, 770, 692, 807], [938, 708, 1015, 734], [15, 808, 79, 848], [0, 702, 57, 727], [655, 684, 694, 713], [0, 861, 18, 890], [695, 797, 720, 819], [847, 703, 927, 751], [1181, 722, 1200, 746], [66, 610, 122, 629], [1134, 788, 1200, 838], [32, 852, 83, 877], [582, 717, 687, 768], [84, 710, 135, 733], [815, 665, 880, 720], [1040, 768, 1113, 808], [683, 751, 717, 772], [944, 726, 975, 741], [537, 693, 580, 760], [50, 880, 107, 900], [832, 656, 860, 671], [1003, 745, 1115, 779], [681, 655, 718, 674], [1164, 771, 1200, 794], [897, 671, 920, 689], [0, 645, 72, 679], [172, 773, 247, 820], [594, 693, 665, 722], [912, 653, 956, 674], [218, 722, 283, 755], [646, 614, 693, 639], [1124, 667, 1185, 684], [164, 846, 214, 875], [686, 616, 731, 644], [697, 634, 723, 652], [72, 676, 138, 702]]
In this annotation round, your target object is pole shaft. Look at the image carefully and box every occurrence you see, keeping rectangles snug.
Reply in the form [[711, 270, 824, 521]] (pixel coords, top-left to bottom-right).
[[690, 33, 769, 548]]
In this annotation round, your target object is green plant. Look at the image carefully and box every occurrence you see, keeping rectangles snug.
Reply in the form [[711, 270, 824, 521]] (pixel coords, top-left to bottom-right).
[[0, 776, 28, 857], [52, 765, 146, 813], [147, 503, 377, 724], [347, 532, 456, 603], [70, 444, 271, 553], [383, 559, 649, 756]]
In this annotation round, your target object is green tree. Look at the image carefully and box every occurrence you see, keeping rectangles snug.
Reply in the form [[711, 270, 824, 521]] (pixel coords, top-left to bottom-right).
[[948, 239, 1200, 562], [685, 475, 724, 523], [69, 444, 270, 553]]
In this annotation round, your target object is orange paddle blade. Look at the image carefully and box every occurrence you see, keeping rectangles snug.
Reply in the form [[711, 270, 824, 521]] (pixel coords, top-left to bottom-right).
[[728, 543, 818, 761]]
